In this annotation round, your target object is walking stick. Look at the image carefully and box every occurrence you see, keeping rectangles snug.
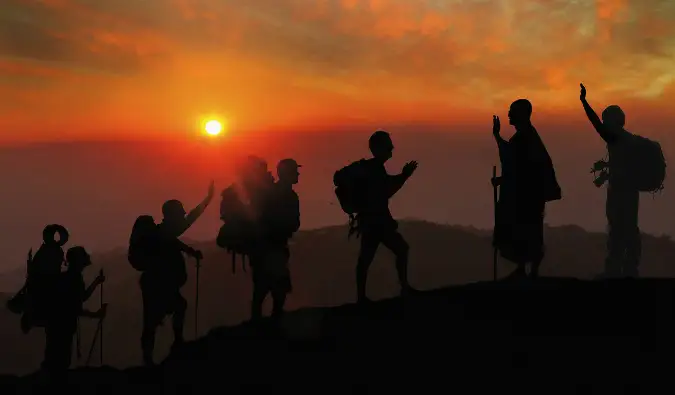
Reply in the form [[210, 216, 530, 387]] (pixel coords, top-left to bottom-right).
[[195, 256, 201, 339], [99, 268, 103, 366], [492, 166, 498, 281], [86, 269, 105, 367]]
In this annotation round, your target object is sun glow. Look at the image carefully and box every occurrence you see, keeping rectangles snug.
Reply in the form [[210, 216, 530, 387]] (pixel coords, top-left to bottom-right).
[[204, 120, 223, 135]]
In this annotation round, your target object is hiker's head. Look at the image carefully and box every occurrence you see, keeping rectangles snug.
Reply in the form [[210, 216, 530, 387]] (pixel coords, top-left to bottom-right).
[[369, 130, 394, 161], [602, 105, 625, 129], [42, 224, 69, 247], [241, 155, 274, 192], [508, 99, 532, 126], [66, 246, 91, 271], [162, 199, 186, 223], [277, 158, 301, 185]]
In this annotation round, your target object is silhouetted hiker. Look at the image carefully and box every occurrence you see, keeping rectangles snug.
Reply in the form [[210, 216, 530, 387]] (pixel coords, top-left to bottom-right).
[[492, 100, 561, 279], [7, 224, 69, 334], [334, 131, 418, 304], [42, 246, 106, 375], [250, 158, 301, 324], [579, 84, 666, 278], [132, 183, 212, 366]]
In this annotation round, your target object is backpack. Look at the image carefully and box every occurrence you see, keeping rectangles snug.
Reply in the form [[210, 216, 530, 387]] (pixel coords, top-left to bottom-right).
[[630, 135, 666, 193], [128, 215, 160, 272], [7, 243, 65, 333], [217, 185, 255, 273], [333, 159, 369, 238]]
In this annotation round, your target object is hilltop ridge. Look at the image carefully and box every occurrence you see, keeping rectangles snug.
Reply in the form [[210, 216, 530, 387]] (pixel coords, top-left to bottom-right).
[[1, 277, 673, 390]]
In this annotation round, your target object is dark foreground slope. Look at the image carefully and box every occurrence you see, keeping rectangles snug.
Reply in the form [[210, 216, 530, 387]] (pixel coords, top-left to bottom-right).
[[2, 277, 674, 391]]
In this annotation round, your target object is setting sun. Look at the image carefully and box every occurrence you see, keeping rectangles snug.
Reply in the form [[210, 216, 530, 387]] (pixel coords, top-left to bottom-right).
[[204, 120, 222, 136]]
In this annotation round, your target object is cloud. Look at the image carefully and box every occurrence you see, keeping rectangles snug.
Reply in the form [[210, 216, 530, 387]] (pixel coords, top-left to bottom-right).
[[1, 0, 674, 141]]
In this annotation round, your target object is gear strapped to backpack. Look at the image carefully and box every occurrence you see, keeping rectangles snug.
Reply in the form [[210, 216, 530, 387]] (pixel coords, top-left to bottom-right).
[[6, 224, 68, 334], [333, 159, 369, 238], [128, 215, 160, 272], [629, 134, 666, 193], [217, 185, 255, 273]]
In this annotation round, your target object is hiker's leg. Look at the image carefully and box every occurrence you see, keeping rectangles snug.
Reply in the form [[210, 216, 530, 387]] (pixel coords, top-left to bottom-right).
[[271, 247, 291, 322], [251, 283, 267, 321], [604, 190, 625, 277], [42, 325, 57, 371], [356, 231, 380, 302], [270, 288, 287, 323], [140, 279, 159, 364], [623, 192, 641, 277], [171, 292, 187, 345], [380, 231, 411, 291], [529, 202, 546, 279]]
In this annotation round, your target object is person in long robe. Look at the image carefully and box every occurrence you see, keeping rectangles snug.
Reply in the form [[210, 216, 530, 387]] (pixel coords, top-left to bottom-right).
[[492, 99, 561, 279]]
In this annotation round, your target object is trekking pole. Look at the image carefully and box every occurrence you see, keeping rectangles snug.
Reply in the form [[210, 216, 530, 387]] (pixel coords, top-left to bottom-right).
[[99, 268, 103, 366], [492, 166, 498, 281], [195, 256, 201, 339], [86, 317, 103, 366]]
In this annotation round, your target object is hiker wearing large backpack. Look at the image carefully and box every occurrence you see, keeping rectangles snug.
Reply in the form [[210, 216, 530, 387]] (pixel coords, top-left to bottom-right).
[[42, 246, 106, 374], [334, 131, 418, 304], [216, 156, 276, 275], [250, 158, 302, 323], [491, 99, 562, 280], [6, 224, 70, 334], [133, 182, 213, 366], [579, 84, 666, 278]]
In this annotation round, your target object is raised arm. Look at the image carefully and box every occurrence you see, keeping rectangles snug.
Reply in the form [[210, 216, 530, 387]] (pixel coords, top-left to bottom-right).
[[387, 161, 417, 199], [579, 83, 617, 144], [179, 181, 215, 235]]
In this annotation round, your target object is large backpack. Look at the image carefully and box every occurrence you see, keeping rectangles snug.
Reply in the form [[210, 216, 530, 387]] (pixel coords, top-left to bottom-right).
[[128, 215, 160, 272], [629, 134, 666, 193], [217, 185, 255, 273], [333, 159, 369, 237], [7, 242, 65, 333]]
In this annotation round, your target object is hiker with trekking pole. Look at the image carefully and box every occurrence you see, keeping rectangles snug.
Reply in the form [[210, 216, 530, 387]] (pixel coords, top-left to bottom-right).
[[491, 100, 562, 280], [43, 246, 106, 375], [129, 181, 213, 366]]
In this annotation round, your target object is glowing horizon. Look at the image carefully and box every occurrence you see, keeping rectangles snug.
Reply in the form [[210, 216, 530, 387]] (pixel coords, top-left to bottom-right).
[[1, 0, 674, 143]]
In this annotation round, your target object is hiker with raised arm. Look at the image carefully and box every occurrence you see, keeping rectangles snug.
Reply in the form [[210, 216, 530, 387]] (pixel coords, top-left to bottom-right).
[[130, 182, 212, 366], [579, 83, 666, 278], [333, 130, 418, 304], [42, 246, 106, 375], [492, 100, 561, 280], [250, 158, 302, 324]]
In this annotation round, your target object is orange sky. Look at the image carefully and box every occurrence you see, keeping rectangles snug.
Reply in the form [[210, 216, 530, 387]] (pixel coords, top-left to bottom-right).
[[1, 0, 674, 143]]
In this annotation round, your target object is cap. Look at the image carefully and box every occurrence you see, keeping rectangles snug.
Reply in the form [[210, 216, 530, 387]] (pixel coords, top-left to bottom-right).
[[277, 158, 302, 172]]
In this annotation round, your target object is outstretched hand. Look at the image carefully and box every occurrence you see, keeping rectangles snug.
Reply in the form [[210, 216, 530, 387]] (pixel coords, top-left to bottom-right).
[[580, 83, 586, 100], [402, 161, 418, 177], [492, 115, 500, 136], [95, 272, 106, 285]]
